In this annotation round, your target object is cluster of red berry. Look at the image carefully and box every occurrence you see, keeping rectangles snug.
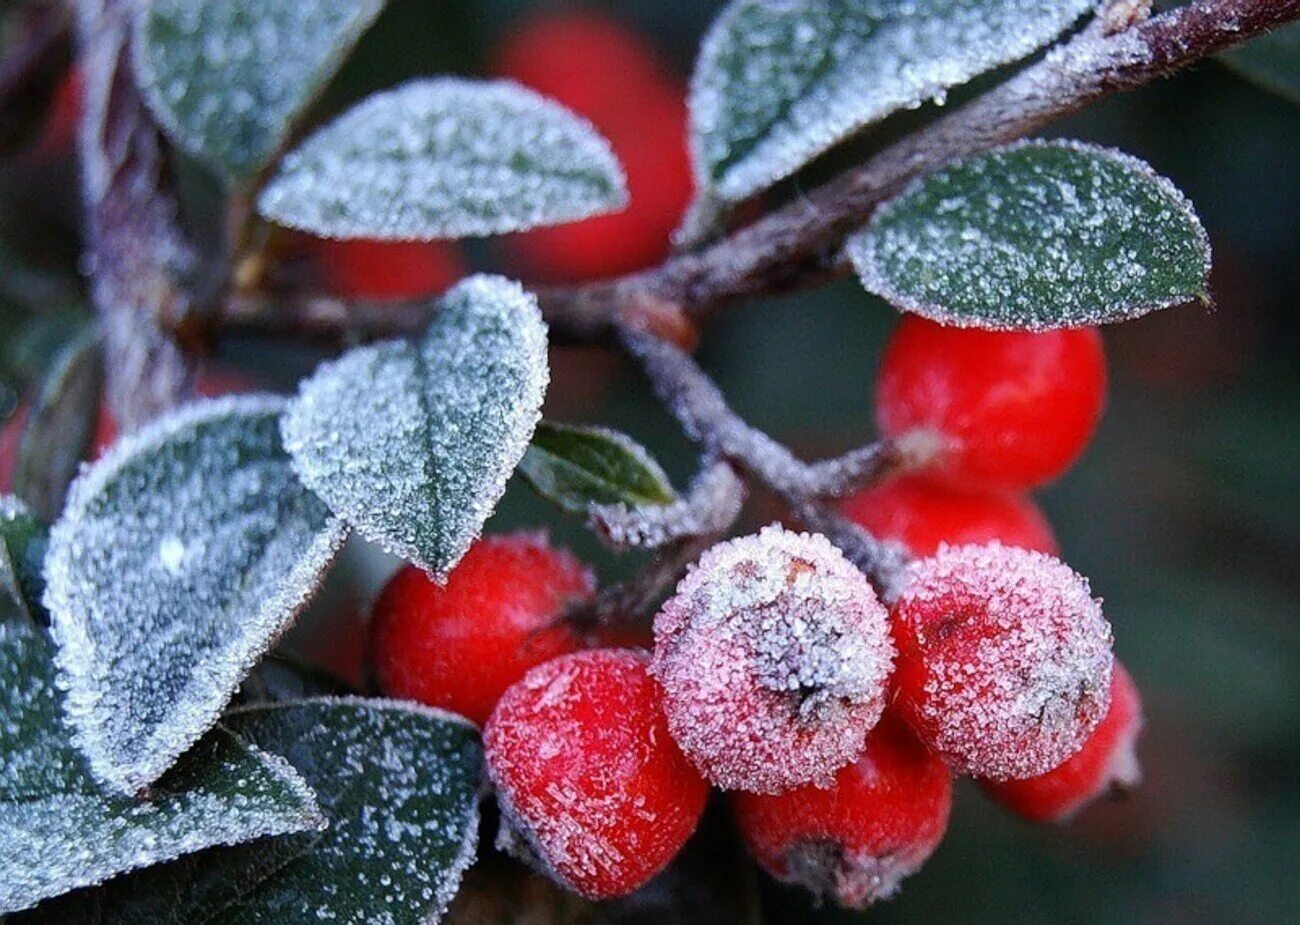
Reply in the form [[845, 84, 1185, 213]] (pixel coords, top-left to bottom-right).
[[368, 318, 1142, 906]]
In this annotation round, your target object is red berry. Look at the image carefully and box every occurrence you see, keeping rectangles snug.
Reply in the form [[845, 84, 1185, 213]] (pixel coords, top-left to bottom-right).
[[33, 67, 83, 160], [839, 474, 1058, 557], [982, 661, 1143, 822], [484, 648, 709, 899], [310, 238, 465, 300], [369, 532, 593, 726], [652, 525, 894, 794], [0, 404, 26, 493], [732, 714, 952, 908], [891, 542, 1113, 780], [875, 316, 1107, 490], [491, 13, 693, 281]]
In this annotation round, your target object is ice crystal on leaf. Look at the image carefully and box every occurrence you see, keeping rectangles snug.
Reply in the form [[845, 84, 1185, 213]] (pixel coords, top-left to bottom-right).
[[42, 396, 347, 795], [652, 525, 895, 793], [258, 78, 628, 240], [689, 0, 1094, 207], [848, 140, 1211, 330], [282, 275, 548, 578], [217, 698, 483, 924], [0, 621, 324, 914], [133, 0, 386, 179]]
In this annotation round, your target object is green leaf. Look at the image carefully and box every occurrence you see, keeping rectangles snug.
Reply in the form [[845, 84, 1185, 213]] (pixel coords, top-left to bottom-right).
[[282, 275, 548, 577], [133, 0, 387, 179], [519, 421, 676, 515], [257, 78, 627, 240], [13, 331, 102, 522], [689, 0, 1093, 207], [43, 396, 347, 794], [0, 621, 324, 914], [210, 698, 482, 924], [1, 496, 46, 624], [1221, 23, 1300, 104], [846, 140, 1211, 330]]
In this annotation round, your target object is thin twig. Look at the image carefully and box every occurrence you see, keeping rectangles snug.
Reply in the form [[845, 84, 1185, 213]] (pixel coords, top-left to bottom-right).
[[588, 459, 746, 550], [218, 0, 1300, 346]]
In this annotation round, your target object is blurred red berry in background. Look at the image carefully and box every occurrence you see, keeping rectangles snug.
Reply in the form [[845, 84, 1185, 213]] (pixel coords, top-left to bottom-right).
[[307, 237, 466, 301]]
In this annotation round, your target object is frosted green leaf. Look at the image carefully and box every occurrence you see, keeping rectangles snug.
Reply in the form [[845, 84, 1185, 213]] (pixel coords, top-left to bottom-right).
[[0, 621, 324, 914], [257, 78, 628, 240], [133, 0, 387, 179], [1221, 23, 1300, 104], [690, 0, 1093, 206], [282, 275, 548, 577], [519, 421, 676, 515], [211, 698, 483, 924], [847, 140, 1211, 330], [43, 396, 348, 794], [1, 496, 46, 623]]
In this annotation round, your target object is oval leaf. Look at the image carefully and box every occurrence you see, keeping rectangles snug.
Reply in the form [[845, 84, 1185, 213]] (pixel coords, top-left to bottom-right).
[[1221, 22, 1300, 104], [43, 396, 347, 794], [214, 698, 482, 924], [847, 140, 1211, 330], [690, 0, 1093, 206], [258, 78, 628, 240], [282, 275, 548, 577], [0, 621, 324, 914], [519, 421, 676, 515], [133, 0, 387, 179], [1, 496, 47, 623]]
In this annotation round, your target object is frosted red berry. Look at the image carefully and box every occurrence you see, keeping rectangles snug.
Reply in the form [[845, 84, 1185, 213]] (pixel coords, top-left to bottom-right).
[[891, 542, 1113, 780], [484, 648, 709, 899], [840, 474, 1058, 557], [875, 316, 1107, 490], [310, 237, 465, 300], [369, 532, 593, 726], [652, 525, 895, 794], [733, 714, 952, 908], [982, 660, 1143, 822], [491, 12, 693, 281]]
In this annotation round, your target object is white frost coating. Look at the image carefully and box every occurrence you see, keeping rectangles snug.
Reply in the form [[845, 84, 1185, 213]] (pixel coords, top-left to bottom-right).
[[42, 395, 348, 794], [652, 525, 894, 793], [221, 697, 483, 925], [258, 78, 629, 240], [133, 0, 386, 178], [0, 495, 32, 519], [848, 139, 1212, 330], [690, 0, 1095, 205], [0, 621, 326, 914], [589, 460, 745, 549], [282, 275, 549, 578]]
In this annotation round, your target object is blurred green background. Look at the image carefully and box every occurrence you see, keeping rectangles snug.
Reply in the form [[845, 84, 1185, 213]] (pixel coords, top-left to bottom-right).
[[2, 2, 1297, 923]]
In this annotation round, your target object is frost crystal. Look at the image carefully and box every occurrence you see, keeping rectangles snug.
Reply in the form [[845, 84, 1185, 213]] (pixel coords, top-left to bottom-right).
[[0, 621, 324, 914], [894, 542, 1114, 780], [42, 396, 347, 794], [133, 0, 386, 178], [282, 275, 549, 578], [848, 140, 1212, 330], [258, 78, 628, 240], [652, 525, 895, 793], [220, 697, 483, 924], [690, 0, 1094, 205]]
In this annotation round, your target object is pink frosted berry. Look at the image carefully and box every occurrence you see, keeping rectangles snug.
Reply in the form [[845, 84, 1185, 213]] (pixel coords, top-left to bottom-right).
[[652, 525, 895, 794], [891, 542, 1114, 781]]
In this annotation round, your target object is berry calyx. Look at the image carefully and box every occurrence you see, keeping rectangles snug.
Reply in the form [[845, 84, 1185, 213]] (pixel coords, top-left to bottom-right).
[[891, 542, 1114, 780], [732, 714, 952, 909], [484, 648, 709, 899], [840, 474, 1058, 557], [491, 12, 693, 281], [982, 660, 1143, 822], [369, 532, 593, 726], [875, 316, 1107, 490], [652, 525, 895, 794], [309, 237, 465, 301]]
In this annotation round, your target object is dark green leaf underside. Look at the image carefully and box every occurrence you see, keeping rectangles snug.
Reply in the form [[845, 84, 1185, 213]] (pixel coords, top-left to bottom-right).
[[520, 421, 676, 514]]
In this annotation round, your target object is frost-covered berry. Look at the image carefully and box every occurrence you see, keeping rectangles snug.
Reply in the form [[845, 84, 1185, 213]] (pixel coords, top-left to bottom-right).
[[652, 525, 895, 794], [840, 474, 1058, 557], [369, 532, 593, 726], [891, 542, 1114, 780], [484, 648, 708, 899], [982, 660, 1143, 822], [876, 316, 1107, 490], [309, 237, 465, 300], [732, 714, 952, 909], [491, 11, 692, 281]]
